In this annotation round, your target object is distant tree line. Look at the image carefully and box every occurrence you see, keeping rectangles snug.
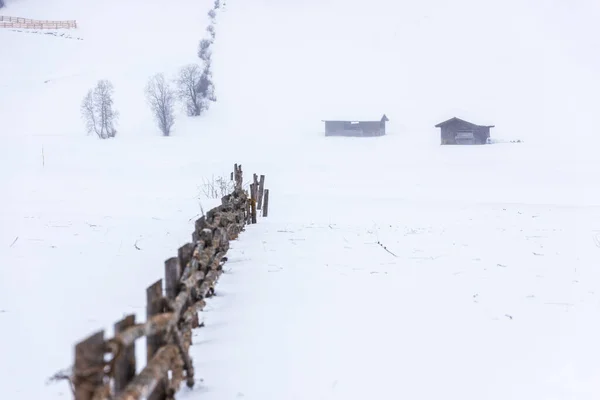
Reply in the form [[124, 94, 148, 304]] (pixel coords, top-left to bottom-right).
[[81, 0, 223, 138]]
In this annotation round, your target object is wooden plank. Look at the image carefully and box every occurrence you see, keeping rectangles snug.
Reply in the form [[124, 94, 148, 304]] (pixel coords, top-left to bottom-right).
[[74, 330, 105, 400], [113, 315, 136, 394], [263, 189, 269, 217], [171, 326, 195, 389], [114, 345, 178, 400], [257, 175, 265, 210], [146, 280, 166, 400], [109, 313, 174, 350], [164, 257, 181, 300]]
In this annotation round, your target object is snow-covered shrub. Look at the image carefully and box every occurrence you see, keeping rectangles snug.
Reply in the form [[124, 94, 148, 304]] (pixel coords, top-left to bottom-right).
[[198, 38, 213, 62], [206, 25, 216, 40], [197, 65, 216, 105]]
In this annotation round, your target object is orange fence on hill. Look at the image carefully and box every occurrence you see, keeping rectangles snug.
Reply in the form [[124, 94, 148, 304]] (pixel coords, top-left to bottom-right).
[[0, 15, 77, 29]]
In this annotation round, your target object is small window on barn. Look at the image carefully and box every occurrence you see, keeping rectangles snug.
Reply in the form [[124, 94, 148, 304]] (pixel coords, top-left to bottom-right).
[[343, 121, 361, 130]]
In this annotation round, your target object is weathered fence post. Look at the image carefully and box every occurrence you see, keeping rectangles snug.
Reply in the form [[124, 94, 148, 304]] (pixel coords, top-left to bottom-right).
[[165, 257, 181, 300], [245, 188, 252, 224], [257, 175, 265, 210], [178, 243, 194, 308], [233, 164, 243, 190], [74, 330, 105, 400], [263, 189, 269, 217], [113, 315, 136, 394], [177, 244, 194, 274], [250, 183, 257, 224], [165, 255, 194, 395], [146, 280, 166, 400]]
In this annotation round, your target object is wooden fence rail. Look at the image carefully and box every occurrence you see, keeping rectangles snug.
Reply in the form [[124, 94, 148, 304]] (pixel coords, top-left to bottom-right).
[[54, 164, 270, 400], [0, 15, 77, 29]]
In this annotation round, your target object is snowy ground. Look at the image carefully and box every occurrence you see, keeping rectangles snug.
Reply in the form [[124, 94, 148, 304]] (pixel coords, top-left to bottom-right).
[[185, 138, 600, 400], [3, 136, 600, 400], [2, 0, 600, 399]]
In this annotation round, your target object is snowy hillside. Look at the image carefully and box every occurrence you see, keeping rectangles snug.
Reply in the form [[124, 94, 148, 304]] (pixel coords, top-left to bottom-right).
[[1, 0, 600, 399]]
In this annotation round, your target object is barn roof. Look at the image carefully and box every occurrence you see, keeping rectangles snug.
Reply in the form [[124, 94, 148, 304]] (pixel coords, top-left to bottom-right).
[[434, 117, 494, 128], [323, 114, 389, 123]]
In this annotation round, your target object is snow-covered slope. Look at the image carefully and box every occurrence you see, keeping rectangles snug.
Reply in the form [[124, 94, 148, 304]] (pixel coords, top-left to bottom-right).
[[1, 0, 600, 399], [0, 0, 217, 138]]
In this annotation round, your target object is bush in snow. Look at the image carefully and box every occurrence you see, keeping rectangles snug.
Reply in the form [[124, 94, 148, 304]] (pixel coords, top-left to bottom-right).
[[198, 38, 213, 62], [207, 9, 216, 20], [200, 175, 235, 199], [206, 25, 216, 40], [145, 73, 176, 136], [213, 0, 220, 9], [197, 65, 216, 105], [81, 80, 119, 139]]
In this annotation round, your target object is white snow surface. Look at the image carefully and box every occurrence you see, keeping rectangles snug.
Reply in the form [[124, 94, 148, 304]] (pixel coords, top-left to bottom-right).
[[1, 0, 600, 399]]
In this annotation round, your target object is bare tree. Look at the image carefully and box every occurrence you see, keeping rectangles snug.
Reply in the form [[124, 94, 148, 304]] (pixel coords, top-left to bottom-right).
[[175, 64, 203, 116], [145, 73, 176, 136], [81, 80, 118, 139]]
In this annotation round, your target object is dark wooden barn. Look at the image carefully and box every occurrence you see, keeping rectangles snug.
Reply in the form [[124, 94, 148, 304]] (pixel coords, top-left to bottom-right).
[[323, 114, 389, 137], [435, 117, 494, 145]]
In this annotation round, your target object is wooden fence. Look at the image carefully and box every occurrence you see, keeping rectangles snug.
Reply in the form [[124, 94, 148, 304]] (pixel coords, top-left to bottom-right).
[[0, 15, 77, 29], [55, 164, 270, 400]]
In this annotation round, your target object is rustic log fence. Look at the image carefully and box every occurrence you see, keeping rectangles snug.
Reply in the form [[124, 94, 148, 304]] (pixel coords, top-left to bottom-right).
[[55, 164, 270, 400], [0, 15, 77, 29]]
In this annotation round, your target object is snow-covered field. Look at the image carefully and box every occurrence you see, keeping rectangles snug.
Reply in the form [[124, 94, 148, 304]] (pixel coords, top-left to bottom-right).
[[1, 0, 600, 399]]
